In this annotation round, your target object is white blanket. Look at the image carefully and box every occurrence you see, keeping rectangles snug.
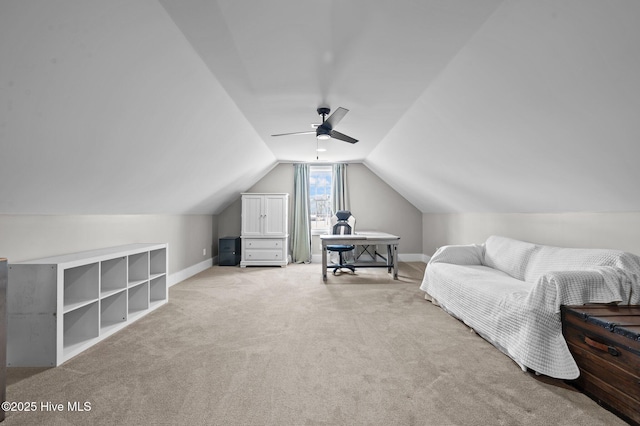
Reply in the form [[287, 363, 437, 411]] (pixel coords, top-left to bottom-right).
[[420, 236, 640, 379]]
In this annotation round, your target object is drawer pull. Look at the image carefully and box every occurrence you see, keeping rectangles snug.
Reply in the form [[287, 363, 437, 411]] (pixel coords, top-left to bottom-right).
[[584, 336, 620, 357]]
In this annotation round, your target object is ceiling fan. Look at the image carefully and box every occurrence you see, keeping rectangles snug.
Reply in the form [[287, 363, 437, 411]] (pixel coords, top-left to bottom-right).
[[271, 107, 358, 144]]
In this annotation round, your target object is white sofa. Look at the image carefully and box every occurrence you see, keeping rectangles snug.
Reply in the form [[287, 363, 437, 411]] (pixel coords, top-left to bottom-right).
[[420, 235, 640, 379]]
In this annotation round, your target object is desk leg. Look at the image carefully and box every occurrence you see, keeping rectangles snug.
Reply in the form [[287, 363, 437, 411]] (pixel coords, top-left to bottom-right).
[[393, 244, 398, 279], [386, 244, 392, 273], [322, 245, 327, 282]]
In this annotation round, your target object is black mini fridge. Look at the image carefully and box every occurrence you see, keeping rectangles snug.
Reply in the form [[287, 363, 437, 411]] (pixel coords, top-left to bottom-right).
[[219, 237, 241, 266]]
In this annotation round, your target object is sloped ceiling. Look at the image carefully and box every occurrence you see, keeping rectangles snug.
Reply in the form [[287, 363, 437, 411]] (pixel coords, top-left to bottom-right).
[[367, 0, 640, 213], [1, 0, 639, 215], [0, 0, 276, 214]]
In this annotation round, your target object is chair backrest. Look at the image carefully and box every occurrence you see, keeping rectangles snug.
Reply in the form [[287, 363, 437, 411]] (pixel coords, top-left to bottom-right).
[[331, 210, 355, 235]]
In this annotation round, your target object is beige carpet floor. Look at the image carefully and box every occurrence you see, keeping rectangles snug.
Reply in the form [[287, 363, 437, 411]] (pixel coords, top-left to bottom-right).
[[3, 262, 627, 425]]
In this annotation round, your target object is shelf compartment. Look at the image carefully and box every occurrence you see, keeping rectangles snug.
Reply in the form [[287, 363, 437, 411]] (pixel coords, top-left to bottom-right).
[[150, 275, 167, 305], [63, 263, 99, 312], [128, 252, 148, 285], [100, 291, 127, 333], [128, 281, 149, 316], [101, 256, 127, 296], [100, 286, 127, 299], [150, 248, 167, 275], [63, 301, 99, 356]]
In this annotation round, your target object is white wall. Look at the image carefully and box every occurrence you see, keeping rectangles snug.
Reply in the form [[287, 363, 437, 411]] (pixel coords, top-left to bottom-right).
[[217, 163, 423, 257], [348, 163, 422, 256], [0, 215, 215, 281], [423, 212, 640, 257]]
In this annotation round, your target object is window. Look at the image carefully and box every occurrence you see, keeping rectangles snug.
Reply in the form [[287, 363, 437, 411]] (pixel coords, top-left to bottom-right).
[[309, 165, 332, 233]]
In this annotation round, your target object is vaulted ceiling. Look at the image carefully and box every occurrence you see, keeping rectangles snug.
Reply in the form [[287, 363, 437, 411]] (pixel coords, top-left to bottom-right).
[[1, 0, 639, 214]]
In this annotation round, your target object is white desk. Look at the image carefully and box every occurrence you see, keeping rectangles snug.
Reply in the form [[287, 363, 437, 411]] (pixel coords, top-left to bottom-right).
[[320, 232, 400, 281]]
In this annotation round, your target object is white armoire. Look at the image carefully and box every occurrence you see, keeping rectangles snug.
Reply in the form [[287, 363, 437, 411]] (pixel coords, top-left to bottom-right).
[[240, 193, 289, 267]]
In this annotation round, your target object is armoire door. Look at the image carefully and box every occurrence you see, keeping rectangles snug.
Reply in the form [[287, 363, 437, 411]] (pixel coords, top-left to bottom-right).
[[241, 195, 263, 236], [263, 195, 287, 236]]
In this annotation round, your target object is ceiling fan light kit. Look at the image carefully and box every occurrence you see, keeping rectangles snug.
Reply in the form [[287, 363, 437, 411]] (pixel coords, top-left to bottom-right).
[[272, 106, 359, 144]]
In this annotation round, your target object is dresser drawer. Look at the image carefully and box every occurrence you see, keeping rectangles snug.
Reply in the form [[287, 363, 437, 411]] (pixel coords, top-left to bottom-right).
[[241, 237, 288, 266], [244, 239, 283, 249], [244, 250, 284, 261]]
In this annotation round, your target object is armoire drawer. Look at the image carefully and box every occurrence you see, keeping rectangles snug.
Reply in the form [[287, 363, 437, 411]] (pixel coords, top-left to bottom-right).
[[244, 239, 283, 249], [244, 250, 284, 261]]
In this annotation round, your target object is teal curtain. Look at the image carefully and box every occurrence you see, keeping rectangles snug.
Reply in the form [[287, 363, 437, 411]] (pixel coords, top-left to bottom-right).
[[291, 163, 312, 263], [331, 163, 349, 214]]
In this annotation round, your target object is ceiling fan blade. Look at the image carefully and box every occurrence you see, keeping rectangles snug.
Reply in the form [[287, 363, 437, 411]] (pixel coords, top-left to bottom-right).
[[330, 130, 358, 144], [324, 107, 349, 128], [271, 131, 316, 137]]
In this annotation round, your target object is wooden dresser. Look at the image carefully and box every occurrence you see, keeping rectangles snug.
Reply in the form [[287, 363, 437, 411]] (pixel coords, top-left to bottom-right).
[[561, 305, 640, 426]]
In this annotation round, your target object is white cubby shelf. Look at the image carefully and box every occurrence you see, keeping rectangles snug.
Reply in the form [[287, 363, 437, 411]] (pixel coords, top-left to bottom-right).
[[7, 243, 168, 367]]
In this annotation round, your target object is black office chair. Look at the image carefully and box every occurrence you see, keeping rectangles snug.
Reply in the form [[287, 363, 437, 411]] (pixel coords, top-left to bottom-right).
[[326, 210, 356, 274]]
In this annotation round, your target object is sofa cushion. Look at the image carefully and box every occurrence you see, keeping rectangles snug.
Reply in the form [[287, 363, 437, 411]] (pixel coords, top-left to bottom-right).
[[483, 235, 539, 281]]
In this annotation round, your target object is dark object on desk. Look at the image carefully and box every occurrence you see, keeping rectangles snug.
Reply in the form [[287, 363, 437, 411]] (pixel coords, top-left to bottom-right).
[[561, 304, 640, 426], [219, 237, 241, 266], [326, 211, 356, 274]]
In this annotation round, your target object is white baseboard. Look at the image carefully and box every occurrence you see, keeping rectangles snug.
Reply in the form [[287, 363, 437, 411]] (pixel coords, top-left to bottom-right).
[[168, 256, 215, 287], [398, 253, 429, 263], [310, 253, 428, 264]]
